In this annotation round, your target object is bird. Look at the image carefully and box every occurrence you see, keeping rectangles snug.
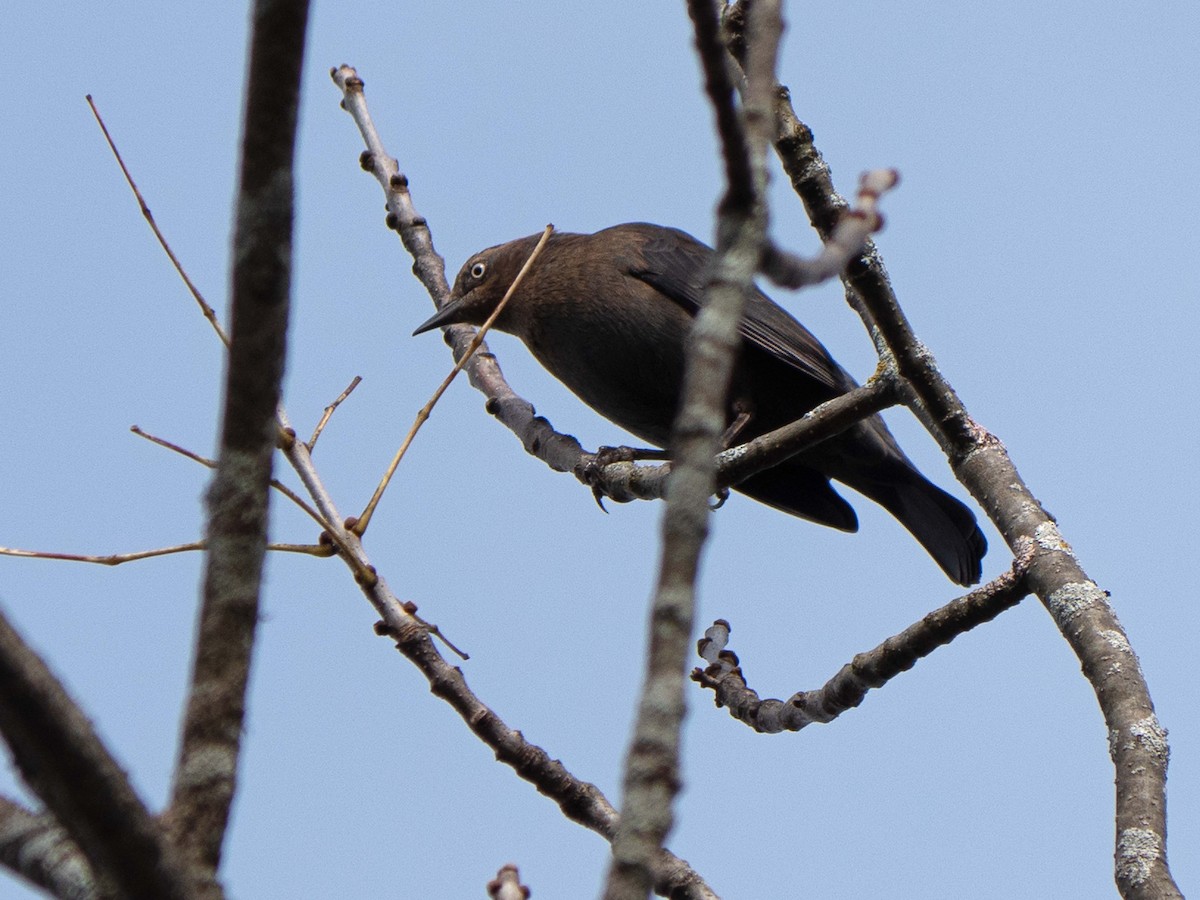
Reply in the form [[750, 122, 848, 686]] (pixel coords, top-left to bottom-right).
[[413, 222, 986, 585]]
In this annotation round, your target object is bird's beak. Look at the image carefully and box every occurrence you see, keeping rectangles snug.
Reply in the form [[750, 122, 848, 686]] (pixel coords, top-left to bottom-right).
[[412, 298, 466, 335]]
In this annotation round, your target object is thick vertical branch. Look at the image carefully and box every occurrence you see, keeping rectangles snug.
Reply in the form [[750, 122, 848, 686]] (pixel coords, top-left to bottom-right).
[[601, 3, 781, 899], [165, 0, 311, 881]]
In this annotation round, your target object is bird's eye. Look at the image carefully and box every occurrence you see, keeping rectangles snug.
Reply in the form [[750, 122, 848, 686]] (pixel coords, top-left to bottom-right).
[[470, 261, 487, 280]]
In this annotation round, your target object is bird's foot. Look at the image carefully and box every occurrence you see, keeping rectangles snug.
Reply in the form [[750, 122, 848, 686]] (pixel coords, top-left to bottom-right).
[[575, 445, 668, 513]]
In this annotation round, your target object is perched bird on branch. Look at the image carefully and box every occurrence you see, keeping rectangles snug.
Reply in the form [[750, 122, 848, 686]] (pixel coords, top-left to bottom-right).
[[414, 222, 986, 585]]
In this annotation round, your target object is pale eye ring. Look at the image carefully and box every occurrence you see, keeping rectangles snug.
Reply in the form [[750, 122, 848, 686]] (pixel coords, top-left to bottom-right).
[[470, 261, 487, 279]]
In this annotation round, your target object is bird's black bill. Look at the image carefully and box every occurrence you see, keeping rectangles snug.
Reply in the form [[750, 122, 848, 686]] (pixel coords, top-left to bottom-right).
[[412, 299, 465, 336]]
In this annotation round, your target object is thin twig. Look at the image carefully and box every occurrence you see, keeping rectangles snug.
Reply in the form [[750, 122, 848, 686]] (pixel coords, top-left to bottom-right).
[[265, 541, 338, 557], [87, 95, 229, 347], [130, 424, 214, 468], [307, 375, 362, 451], [0, 542, 205, 566], [0, 540, 332, 567], [130, 424, 336, 534], [351, 224, 554, 536]]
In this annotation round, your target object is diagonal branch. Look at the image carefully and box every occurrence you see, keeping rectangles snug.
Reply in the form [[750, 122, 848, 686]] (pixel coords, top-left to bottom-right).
[[276, 429, 716, 898], [0, 796, 105, 900], [0, 610, 191, 899], [87, 96, 228, 347], [332, 65, 589, 475]]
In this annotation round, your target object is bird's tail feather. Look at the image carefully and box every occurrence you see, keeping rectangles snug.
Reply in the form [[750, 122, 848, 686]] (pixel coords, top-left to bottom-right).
[[737, 456, 987, 586], [736, 464, 859, 533], [851, 469, 987, 586]]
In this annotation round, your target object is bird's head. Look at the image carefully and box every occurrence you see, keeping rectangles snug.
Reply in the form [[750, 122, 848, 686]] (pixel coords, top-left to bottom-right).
[[412, 233, 545, 335]]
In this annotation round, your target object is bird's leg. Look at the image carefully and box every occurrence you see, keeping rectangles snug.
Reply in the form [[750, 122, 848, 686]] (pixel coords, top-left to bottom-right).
[[708, 399, 756, 512], [722, 398, 755, 448]]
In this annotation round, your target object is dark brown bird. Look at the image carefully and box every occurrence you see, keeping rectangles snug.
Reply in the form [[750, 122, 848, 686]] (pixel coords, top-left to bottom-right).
[[414, 222, 986, 585]]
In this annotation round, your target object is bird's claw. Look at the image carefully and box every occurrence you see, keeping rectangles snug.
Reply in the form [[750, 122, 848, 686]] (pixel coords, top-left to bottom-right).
[[576, 445, 665, 512]]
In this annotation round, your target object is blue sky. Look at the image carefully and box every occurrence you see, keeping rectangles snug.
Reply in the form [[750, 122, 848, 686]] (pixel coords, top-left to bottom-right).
[[2, 3, 1197, 897]]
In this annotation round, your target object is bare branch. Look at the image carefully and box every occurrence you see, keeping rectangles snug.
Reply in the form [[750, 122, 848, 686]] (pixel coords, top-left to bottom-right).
[[759, 169, 898, 288], [0, 796, 105, 900], [0, 609, 192, 899], [129, 425, 218, 469], [130, 425, 336, 534], [0, 540, 330, 567], [331, 65, 451, 310], [694, 560, 1031, 732], [860, 262, 1179, 900], [376, 610, 717, 900], [281, 428, 713, 895], [575, 379, 892, 505], [165, 0, 311, 878]]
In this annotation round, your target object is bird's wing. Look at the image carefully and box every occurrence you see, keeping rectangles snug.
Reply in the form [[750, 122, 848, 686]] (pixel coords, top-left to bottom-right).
[[627, 225, 851, 393]]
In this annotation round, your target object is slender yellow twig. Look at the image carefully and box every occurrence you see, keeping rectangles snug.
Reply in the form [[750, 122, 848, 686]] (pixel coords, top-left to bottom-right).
[[130, 424, 215, 468], [86, 95, 229, 347], [307, 375, 362, 451], [351, 223, 555, 536], [0, 542, 206, 566], [268, 542, 338, 557], [0, 541, 338, 567]]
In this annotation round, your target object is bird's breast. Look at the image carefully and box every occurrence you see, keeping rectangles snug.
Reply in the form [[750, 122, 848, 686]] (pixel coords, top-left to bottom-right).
[[518, 291, 693, 447]]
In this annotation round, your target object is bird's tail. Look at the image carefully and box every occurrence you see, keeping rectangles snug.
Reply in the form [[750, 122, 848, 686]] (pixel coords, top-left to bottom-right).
[[848, 465, 987, 586], [737, 456, 987, 586]]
